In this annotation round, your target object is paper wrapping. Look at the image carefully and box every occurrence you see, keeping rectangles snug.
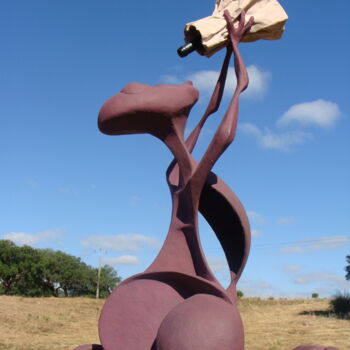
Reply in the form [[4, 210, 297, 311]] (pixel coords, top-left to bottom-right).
[[184, 0, 288, 57]]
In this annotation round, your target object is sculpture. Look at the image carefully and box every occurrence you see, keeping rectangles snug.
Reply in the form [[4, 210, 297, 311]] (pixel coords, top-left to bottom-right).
[[73, 10, 339, 350]]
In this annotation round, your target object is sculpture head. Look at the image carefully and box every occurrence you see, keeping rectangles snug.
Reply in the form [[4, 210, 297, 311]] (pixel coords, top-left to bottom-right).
[[98, 81, 199, 140]]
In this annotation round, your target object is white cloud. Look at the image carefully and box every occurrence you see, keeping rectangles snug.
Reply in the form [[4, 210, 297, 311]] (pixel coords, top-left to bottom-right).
[[285, 265, 350, 295], [284, 265, 302, 272], [247, 210, 266, 225], [102, 255, 140, 265], [81, 233, 160, 252], [160, 74, 183, 84], [129, 195, 142, 206], [163, 65, 270, 100], [251, 229, 261, 237], [281, 235, 350, 254], [237, 279, 280, 297], [260, 129, 311, 150], [245, 65, 271, 99], [282, 246, 306, 253], [277, 216, 296, 225], [241, 99, 341, 150], [239, 123, 261, 137], [58, 187, 79, 196], [2, 229, 63, 246], [240, 123, 311, 151], [293, 271, 344, 285], [207, 256, 229, 272], [278, 100, 341, 128], [187, 70, 219, 95]]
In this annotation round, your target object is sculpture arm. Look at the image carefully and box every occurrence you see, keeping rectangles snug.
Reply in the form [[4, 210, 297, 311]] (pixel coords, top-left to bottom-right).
[[191, 10, 254, 194], [166, 47, 232, 190], [185, 47, 232, 153]]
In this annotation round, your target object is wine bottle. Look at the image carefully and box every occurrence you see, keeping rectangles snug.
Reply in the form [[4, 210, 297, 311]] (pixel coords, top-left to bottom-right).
[[177, 36, 204, 58]]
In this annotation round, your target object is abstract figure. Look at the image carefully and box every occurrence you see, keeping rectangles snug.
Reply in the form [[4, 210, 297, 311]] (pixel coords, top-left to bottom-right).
[[74, 11, 339, 350]]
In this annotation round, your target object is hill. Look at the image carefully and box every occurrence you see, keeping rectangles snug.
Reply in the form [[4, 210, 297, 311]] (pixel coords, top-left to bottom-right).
[[0, 296, 348, 350]]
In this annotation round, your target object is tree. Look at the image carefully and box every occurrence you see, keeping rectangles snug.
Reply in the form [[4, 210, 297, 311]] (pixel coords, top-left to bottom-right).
[[37, 250, 120, 297], [94, 264, 121, 298], [0, 240, 121, 297], [0, 240, 43, 295], [12, 245, 49, 297], [346, 255, 350, 281], [311, 293, 319, 299], [37, 249, 62, 297], [45, 250, 93, 297], [0, 240, 23, 294]]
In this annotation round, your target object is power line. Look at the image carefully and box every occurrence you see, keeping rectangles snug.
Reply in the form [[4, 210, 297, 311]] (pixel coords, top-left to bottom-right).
[[251, 236, 350, 248], [204, 235, 350, 251]]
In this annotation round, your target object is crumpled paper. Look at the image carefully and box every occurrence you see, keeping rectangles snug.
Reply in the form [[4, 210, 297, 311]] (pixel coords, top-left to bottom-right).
[[184, 0, 288, 57]]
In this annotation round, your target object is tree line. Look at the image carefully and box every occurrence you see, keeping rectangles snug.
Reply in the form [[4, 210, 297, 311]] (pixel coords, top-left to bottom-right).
[[0, 240, 121, 298]]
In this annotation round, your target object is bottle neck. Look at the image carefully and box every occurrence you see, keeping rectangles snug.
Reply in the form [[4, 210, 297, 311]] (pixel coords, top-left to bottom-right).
[[177, 36, 203, 57]]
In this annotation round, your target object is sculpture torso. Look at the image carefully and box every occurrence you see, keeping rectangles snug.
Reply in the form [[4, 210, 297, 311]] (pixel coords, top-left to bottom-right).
[[97, 61, 249, 350]]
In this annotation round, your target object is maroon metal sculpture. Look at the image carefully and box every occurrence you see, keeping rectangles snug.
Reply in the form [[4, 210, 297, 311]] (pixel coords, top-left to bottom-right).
[[73, 11, 339, 350]]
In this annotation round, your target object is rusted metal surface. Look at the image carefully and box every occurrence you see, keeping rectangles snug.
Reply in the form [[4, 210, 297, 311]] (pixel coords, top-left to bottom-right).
[[73, 11, 339, 350]]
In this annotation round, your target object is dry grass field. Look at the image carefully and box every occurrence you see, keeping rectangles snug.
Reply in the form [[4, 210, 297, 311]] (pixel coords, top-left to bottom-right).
[[0, 296, 349, 350]]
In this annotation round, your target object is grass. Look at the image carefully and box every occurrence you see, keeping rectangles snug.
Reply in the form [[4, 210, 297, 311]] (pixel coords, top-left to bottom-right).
[[238, 298, 349, 350], [0, 296, 102, 350], [0, 296, 349, 350]]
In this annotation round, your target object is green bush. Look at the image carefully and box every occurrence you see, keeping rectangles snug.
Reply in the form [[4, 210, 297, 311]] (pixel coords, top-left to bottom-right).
[[311, 292, 319, 299], [237, 290, 244, 298], [330, 291, 350, 318]]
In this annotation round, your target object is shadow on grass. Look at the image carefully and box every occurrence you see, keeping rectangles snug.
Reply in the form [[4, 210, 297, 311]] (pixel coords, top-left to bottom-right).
[[300, 310, 350, 320]]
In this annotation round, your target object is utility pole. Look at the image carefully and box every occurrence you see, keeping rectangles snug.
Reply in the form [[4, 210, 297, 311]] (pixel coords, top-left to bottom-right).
[[96, 255, 101, 299], [95, 248, 105, 299]]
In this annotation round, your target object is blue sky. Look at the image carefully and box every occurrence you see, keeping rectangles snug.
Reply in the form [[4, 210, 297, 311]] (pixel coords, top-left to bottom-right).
[[1, 0, 349, 298]]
